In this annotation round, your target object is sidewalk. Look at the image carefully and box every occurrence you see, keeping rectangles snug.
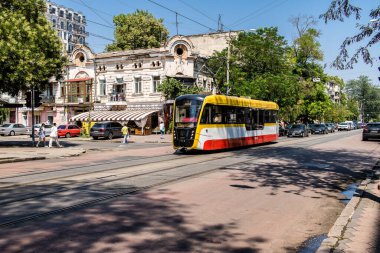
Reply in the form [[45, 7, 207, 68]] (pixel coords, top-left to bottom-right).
[[317, 160, 380, 253], [0, 134, 172, 164]]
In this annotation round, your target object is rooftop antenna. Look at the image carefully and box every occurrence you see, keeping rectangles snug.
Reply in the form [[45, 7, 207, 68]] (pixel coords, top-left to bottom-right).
[[217, 14, 224, 32]]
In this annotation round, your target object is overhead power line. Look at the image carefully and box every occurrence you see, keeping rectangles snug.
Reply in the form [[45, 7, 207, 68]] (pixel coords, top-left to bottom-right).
[[78, 0, 114, 26], [228, 0, 289, 28], [176, 0, 234, 31], [87, 19, 114, 29], [145, 0, 216, 32], [177, 0, 218, 24], [88, 32, 114, 42], [67, 0, 114, 17]]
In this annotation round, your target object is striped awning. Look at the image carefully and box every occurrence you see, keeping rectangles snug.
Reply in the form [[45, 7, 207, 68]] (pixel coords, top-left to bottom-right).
[[70, 109, 159, 122]]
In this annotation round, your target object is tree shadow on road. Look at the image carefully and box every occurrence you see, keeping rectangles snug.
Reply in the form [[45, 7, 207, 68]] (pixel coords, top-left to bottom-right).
[[0, 185, 264, 253], [224, 146, 375, 198]]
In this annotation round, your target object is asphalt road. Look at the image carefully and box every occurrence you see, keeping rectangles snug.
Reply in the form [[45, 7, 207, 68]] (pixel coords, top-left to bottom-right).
[[0, 130, 378, 253]]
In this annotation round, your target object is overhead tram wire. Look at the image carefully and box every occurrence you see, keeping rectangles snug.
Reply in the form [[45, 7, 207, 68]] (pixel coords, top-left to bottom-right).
[[78, 0, 114, 26], [87, 19, 114, 30], [227, 0, 284, 27], [176, 0, 235, 32], [67, 0, 114, 17], [88, 32, 114, 42], [145, 0, 216, 32], [176, 0, 217, 24], [228, 0, 289, 28]]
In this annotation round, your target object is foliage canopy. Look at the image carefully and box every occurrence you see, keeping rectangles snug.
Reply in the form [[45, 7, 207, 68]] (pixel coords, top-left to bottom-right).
[[0, 0, 66, 95], [320, 0, 380, 69], [106, 10, 169, 52]]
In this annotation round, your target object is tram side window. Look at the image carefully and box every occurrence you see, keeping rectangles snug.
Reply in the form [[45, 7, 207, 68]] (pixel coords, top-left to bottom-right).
[[213, 105, 223, 123], [225, 107, 237, 124], [244, 108, 254, 130], [200, 104, 223, 124], [236, 107, 244, 124], [200, 104, 211, 124], [258, 110, 264, 129], [272, 111, 278, 122], [264, 110, 271, 123], [267, 110, 277, 123]]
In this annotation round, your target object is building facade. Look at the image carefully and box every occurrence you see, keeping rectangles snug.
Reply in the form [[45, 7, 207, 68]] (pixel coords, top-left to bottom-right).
[[325, 81, 341, 103], [45, 0, 88, 53], [15, 32, 236, 134]]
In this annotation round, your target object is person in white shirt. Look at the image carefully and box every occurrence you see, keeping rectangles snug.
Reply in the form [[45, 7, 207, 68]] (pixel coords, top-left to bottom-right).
[[49, 123, 62, 148], [159, 122, 165, 139]]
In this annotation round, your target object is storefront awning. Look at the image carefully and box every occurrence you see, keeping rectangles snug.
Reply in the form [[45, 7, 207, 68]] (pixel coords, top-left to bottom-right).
[[70, 109, 159, 122]]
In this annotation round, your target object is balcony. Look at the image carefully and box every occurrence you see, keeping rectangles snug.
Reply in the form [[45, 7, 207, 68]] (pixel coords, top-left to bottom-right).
[[109, 93, 126, 102], [41, 96, 55, 104]]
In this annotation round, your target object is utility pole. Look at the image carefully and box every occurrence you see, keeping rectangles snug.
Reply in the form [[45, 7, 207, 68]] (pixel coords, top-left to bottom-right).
[[31, 86, 35, 147], [226, 31, 231, 96]]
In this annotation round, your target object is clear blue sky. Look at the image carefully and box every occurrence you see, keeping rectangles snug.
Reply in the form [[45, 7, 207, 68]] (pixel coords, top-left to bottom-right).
[[51, 0, 380, 85]]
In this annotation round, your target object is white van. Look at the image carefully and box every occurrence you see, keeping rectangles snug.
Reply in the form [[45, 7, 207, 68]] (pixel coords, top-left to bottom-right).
[[345, 121, 354, 130]]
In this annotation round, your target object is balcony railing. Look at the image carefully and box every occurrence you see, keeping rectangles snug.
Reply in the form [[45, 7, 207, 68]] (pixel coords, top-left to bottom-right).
[[109, 93, 126, 102]]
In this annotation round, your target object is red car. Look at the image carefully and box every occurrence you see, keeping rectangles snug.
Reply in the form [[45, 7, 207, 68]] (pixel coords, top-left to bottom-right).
[[57, 124, 81, 138]]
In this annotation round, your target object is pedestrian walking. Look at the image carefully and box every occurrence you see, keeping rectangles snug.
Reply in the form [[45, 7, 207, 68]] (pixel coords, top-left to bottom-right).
[[36, 123, 46, 148], [49, 123, 62, 148], [160, 122, 165, 139], [121, 124, 129, 144]]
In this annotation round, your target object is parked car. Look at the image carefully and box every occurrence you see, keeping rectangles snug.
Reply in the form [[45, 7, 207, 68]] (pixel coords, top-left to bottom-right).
[[338, 122, 350, 131], [0, 123, 27, 136], [362, 122, 380, 141], [326, 123, 335, 133], [57, 124, 81, 138], [312, 124, 328, 134], [90, 121, 123, 140], [27, 124, 53, 137], [279, 125, 290, 137], [287, 124, 310, 137]]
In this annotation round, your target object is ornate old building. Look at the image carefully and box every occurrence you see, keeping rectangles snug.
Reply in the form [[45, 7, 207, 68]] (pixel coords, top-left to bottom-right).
[[14, 31, 237, 134]]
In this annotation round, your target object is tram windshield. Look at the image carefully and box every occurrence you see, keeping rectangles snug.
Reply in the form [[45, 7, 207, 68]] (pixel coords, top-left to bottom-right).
[[174, 99, 203, 127]]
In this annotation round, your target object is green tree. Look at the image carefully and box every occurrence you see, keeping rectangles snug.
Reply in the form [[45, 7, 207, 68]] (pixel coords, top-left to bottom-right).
[[231, 28, 292, 78], [157, 78, 203, 100], [346, 76, 380, 122], [290, 16, 324, 68], [0, 108, 9, 124], [320, 1, 380, 69], [207, 28, 294, 96], [0, 0, 66, 95], [106, 10, 169, 51]]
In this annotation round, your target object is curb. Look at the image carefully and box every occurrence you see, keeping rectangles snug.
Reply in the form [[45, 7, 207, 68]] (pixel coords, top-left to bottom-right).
[[316, 159, 380, 253], [0, 156, 46, 164]]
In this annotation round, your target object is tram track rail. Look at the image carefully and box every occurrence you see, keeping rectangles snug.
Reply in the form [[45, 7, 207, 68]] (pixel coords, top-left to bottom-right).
[[0, 153, 241, 228], [0, 153, 226, 206], [0, 131, 361, 228]]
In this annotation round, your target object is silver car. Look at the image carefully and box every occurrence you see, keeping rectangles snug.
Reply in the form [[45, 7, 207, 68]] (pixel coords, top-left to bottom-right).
[[0, 123, 27, 136], [27, 124, 53, 137]]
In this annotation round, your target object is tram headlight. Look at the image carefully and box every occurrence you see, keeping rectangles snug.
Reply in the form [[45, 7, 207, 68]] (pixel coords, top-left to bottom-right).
[[191, 130, 195, 138]]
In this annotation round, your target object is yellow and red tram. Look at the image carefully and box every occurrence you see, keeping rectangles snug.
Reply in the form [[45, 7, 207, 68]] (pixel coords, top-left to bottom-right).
[[173, 94, 279, 151]]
